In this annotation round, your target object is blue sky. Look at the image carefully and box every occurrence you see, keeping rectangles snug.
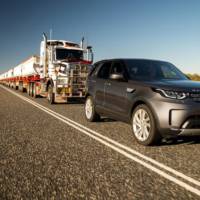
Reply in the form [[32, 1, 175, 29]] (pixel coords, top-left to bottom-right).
[[0, 0, 200, 73]]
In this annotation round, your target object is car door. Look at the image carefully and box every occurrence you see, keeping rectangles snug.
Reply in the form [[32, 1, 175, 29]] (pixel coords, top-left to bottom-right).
[[94, 61, 112, 109], [104, 61, 130, 120]]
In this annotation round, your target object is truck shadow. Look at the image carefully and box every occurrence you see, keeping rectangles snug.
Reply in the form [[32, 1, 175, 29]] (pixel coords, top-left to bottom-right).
[[52, 99, 85, 105]]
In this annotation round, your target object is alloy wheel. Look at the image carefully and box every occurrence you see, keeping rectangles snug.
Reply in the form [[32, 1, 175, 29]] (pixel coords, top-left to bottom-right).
[[85, 98, 93, 119], [133, 108, 151, 141]]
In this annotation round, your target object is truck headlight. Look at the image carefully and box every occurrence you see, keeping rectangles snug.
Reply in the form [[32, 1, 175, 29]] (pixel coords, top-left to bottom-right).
[[155, 89, 188, 100]]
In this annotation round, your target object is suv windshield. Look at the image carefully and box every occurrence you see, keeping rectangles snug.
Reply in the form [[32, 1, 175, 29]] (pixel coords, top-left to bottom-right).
[[125, 60, 188, 81], [56, 48, 83, 61]]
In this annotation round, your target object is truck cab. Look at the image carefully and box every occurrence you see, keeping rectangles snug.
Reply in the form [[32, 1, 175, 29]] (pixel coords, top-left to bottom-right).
[[39, 34, 93, 103]]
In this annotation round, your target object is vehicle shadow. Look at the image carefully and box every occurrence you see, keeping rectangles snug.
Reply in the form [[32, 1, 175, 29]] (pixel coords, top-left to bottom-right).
[[161, 135, 200, 146], [100, 117, 116, 123]]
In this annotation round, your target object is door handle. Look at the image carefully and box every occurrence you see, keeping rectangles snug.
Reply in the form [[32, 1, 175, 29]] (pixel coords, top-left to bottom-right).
[[127, 88, 135, 93]]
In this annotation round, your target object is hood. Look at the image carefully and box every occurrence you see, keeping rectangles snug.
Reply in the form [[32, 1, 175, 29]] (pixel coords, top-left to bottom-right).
[[132, 79, 200, 92]]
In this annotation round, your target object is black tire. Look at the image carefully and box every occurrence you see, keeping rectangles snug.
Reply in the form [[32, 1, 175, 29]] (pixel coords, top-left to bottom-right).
[[84, 96, 100, 122], [132, 104, 161, 146], [19, 82, 25, 92], [32, 82, 37, 98], [47, 85, 55, 104], [19, 82, 22, 92], [27, 83, 31, 96]]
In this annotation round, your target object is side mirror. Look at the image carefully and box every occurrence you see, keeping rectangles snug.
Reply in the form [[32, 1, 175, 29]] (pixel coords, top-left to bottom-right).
[[110, 73, 126, 81]]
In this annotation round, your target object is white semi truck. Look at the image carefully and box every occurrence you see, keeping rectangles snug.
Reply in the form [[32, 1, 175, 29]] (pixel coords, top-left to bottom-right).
[[0, 33, 93, 103]]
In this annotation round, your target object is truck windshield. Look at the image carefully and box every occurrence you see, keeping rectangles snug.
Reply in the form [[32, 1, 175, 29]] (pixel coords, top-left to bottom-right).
[[56, 48, 83, 61], [125, 60, 188, 81]]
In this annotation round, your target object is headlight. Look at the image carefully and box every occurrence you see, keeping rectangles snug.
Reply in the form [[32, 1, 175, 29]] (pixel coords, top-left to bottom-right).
[[155, 89, 188, 100]]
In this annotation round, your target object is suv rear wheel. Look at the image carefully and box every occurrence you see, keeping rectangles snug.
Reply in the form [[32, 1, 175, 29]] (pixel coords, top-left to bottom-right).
[[85, 96, 100, 122], [132, 104, 161, 146]]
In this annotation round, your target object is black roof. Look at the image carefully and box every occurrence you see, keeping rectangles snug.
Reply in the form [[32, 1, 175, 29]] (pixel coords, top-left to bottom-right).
[[94, 58, 170, 64]]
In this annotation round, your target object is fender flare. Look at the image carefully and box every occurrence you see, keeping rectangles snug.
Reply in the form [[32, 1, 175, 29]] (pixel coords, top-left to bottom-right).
[[130, 97, 160, 128]]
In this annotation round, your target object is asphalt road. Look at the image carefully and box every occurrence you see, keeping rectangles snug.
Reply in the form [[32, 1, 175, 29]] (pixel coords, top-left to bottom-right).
[[0, 85, 200, 200]]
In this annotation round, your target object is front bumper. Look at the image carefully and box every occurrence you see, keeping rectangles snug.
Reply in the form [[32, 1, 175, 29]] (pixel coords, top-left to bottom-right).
[[150, 97, 200, 136]]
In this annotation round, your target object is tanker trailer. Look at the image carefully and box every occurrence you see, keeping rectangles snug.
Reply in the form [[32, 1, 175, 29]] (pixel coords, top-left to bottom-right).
[[17, 56, 40, 93]]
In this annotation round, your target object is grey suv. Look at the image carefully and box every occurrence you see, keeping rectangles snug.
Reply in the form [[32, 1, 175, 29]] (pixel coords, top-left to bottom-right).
[[84, 59, 200, 145]]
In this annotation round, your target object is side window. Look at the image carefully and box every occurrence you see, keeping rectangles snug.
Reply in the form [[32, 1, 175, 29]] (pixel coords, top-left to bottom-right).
[[160, 65, 179, 79], [97, 62, 112, 79], [110, 62, 124, 74]]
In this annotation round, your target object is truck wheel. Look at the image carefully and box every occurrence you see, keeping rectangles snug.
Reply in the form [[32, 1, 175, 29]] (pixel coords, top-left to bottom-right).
[[85, 96, 100, 122], [132, 104, 161, 146], [32, 83, 37, 98], [47, 85, 55, 104]]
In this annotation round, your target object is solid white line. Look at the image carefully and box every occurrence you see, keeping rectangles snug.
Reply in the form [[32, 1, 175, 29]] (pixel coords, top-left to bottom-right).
[[1, 85, 200, 197]]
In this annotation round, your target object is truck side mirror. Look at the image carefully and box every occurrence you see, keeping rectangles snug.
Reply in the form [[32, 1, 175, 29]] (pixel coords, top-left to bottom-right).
[[87, 46, 92, 50]]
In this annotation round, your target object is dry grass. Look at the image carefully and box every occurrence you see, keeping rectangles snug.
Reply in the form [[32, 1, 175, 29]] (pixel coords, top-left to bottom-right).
[[186, 73, 200, 81]]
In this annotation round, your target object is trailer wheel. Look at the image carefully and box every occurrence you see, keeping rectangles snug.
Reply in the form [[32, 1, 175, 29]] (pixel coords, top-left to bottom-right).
[[19, 81, 26, 93], [29, 83, 33, 96], [19, 82, 23, 92], [27, 83, 31, 96], [14, 84, 18, 90], [47, 85, 55, 104]]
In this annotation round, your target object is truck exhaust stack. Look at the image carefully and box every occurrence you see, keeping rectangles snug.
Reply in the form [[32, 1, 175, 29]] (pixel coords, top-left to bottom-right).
[[42, 33, 47, 78]]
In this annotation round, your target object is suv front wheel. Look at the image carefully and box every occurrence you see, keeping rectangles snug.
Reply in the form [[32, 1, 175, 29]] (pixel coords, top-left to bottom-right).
[[132, 104, 161, 146], [85, 96, 100, 122]]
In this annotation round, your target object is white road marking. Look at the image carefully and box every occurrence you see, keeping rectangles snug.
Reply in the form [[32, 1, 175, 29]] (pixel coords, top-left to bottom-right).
[[1, 85, 200, 197]]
